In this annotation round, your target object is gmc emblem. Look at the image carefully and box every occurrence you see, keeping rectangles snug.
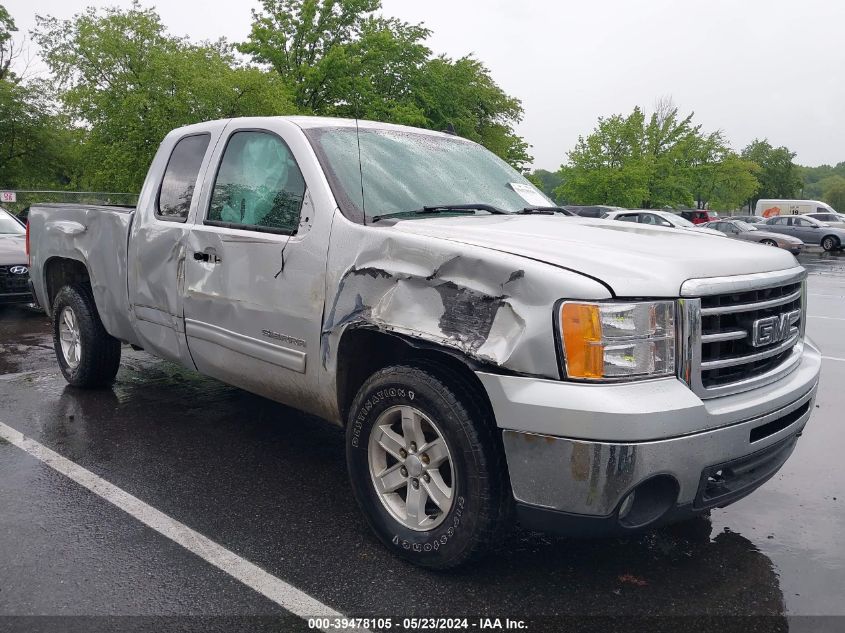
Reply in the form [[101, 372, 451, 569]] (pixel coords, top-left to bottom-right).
[[751, 310, 801, 347]]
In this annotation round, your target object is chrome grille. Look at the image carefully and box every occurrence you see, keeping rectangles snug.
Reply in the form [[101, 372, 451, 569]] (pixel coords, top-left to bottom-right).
[[680, 268, 807, 398]]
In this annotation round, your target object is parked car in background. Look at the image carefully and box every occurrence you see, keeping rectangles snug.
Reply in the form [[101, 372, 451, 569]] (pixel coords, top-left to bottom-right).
[[564, 205, 624, 218], [603, 209, 725, 236], [729, 215, 764, 224], [755, 199, 837, 218], [806, 212, 845, 228], [679, 209, 720, 224], [705, 220, 803, 255], [763, 215, 845, 251], [0, 207, 33, 304]]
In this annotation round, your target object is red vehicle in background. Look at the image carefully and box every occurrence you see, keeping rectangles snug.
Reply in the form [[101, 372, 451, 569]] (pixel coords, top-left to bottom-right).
[[679, 210, 720, 225]]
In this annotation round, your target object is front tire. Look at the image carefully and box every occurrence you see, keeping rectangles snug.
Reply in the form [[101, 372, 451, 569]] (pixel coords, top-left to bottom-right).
[[760, 239, 778, 247], [346, 364, 511, 569], [52, 284, 121, 387], [822, 235, 839, 252]]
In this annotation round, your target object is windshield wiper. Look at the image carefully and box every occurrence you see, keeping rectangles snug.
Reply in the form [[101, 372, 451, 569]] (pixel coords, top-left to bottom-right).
[[516, 206, 574, 215], [371, 204, 507, 223]]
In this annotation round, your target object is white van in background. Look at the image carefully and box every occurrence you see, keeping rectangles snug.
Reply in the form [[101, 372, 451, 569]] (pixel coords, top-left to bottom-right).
[[755, 199, 837, 218]]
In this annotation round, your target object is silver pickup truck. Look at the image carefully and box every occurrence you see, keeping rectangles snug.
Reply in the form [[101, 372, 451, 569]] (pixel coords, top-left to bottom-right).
[[27, 117, 820, 569]]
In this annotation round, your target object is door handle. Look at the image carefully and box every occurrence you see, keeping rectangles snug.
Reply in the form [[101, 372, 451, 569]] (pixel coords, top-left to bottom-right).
[[193, 250, 222, 264]]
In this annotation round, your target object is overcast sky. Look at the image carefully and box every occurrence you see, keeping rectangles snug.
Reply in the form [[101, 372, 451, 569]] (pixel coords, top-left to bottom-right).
[[6, 0, 844, 169]]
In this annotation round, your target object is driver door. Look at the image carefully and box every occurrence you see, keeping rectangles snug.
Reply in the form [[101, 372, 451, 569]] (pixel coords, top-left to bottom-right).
[[182, 121, 329, 406]]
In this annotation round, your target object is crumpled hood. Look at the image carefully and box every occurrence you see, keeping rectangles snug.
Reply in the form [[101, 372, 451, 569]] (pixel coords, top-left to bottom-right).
[[391, 215, 799, 297], [0, 235, 27, 266]]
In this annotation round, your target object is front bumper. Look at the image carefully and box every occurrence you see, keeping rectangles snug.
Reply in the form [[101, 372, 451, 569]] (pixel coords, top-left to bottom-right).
[[0, 291, 33, 304], [477, 339, 821, 534]]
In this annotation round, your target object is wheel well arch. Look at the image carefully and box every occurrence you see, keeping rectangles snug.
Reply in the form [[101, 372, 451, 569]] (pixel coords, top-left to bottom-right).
[[822, 234, 840, 244], [43, 257, 90, 313], [335, 327, 496, 427]]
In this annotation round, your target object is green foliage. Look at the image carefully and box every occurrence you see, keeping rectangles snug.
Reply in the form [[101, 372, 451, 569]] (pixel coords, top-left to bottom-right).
[[527, 169, 565, 202], [555, 101, 760, 210], [240, 0, 531, 170], [555, 108, 648, 207], [740, 139, 802, 204], [1, 2, 16, 81], [820, 175, 845, 211], [0, 79, 80, 188], [34, 2, 296, 191], [0, 3, 78, 189], [799, 162, 845, 208]]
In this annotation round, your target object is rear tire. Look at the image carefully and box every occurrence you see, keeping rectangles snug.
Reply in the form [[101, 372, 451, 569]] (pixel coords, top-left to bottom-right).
[[346, 363, 511, 569], [822, 235, 839, 252], [52, 284, 121, 387]]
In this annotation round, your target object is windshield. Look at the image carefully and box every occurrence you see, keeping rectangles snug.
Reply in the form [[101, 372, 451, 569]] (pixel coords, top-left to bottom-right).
[[0, 210, 24, 235], [305, 127, 552, 221], [734, 221, 756, 232]]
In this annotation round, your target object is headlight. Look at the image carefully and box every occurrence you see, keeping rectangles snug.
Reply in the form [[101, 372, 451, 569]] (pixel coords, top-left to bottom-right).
[[558, 301, 676, 381]]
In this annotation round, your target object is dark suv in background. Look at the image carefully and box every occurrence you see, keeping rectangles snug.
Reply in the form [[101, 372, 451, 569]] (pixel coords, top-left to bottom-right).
[[0, 208, 32, 304]]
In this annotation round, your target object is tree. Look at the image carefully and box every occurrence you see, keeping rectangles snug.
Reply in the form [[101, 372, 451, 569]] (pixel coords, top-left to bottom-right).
[[1, 2, 19, 81], [527, 169, 565, 202], [34, 2, 296, 191], [555, 107, 650, 207], [240, 0, 382, 113], [415, 55, 531, 170], [741, 139, 802, 205], [687, 131, 759, 210], [0, 4, 77, 189], [240, 0, 531, 169], [800, 162, 845, 200], [822, 175, 845, 211], [556, 100, 759, 210]]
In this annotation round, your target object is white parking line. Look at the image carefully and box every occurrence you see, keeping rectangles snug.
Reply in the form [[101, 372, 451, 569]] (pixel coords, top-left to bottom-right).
[[0, 421, 356, 631], [822, 356, 845, 363], [808, 315, 845, 321]]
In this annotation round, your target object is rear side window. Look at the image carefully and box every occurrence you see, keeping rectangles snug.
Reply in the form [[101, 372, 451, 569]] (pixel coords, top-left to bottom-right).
[[157, 134, 211, 221], [207, 130, 305, 235]]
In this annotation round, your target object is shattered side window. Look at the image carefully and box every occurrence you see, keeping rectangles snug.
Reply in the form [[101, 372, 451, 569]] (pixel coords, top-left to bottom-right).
[[207, 131, 305, 235], [157, 133, 211, 222]]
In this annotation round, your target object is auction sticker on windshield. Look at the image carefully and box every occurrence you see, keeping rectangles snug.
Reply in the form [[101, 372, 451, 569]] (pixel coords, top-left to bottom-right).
[[509, 182, 549, 207]]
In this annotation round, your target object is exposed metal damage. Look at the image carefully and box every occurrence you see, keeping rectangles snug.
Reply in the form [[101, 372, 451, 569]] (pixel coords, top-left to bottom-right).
[[322, 247, 529, 372]]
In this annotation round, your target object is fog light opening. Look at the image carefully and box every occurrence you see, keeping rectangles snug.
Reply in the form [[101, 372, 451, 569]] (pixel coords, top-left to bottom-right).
[[617, 475, 679, 529]]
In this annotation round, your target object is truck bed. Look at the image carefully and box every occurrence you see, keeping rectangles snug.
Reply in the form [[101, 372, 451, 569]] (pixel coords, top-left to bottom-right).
[[28, 203, 138, 344]]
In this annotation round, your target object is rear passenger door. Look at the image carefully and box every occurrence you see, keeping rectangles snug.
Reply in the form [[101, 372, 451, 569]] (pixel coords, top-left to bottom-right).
[[182, 120, 330, 405], [128, 128, 218, 366], [790, 217, 821, 244]]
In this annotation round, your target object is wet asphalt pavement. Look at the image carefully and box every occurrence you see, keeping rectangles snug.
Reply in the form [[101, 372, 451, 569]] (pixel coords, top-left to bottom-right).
[[0, 251, 844, 632]]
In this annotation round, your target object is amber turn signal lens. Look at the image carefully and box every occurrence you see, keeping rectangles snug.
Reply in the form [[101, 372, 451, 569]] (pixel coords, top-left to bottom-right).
[[560, 303, 603, 378]]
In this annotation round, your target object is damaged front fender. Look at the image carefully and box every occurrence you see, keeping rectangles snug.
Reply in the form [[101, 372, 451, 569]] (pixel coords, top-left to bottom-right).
[[321, 218, 612, 387]]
